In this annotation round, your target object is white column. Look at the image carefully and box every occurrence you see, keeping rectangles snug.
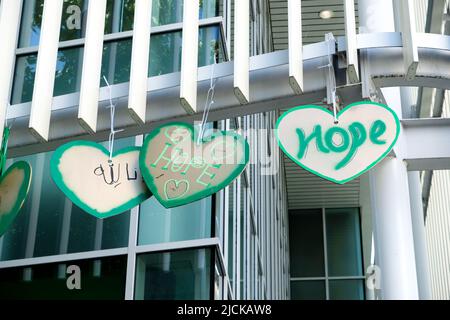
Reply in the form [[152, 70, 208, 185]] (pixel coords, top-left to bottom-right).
[[78, 0, 108, 134], [233, 0, 250, 104], [360, 0, 419, 300], [408, 171, 432, 300], [128, 0, 152, 124], [287, 0, 303, 94], [0, 0, 22, 148], [179, 0, 200, 114], [29, 0, 64, 142]]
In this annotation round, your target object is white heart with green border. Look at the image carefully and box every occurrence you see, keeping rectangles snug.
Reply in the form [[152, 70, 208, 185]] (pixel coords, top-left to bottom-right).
[[51, 141, 151, 219], [0, 161, 32, 237], [276, 102, 401, 184], [140, 122, 250, 208]]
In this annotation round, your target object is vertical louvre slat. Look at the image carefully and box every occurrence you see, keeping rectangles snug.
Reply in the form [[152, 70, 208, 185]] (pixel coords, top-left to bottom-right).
[[78, 0, 108, 134], [179, 0, 200, 114], [395, 0, 419, 80], [234, 0, 250, 104], [344, 0, 359, 83], [128, 0, 152, 124], [0, 0, 22, 147], [288, 0, 303, 94], [28, 0, 64, 142]]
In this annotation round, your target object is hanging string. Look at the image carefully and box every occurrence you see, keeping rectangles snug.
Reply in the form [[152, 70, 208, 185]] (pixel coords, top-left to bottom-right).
[[197, 50, 220, 145], [103, 76, 124, 161], [318, 34, 339, 124]]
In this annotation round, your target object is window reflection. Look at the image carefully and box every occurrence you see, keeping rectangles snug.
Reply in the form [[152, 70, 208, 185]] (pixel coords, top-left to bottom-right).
[[0, 255, 127, 300], [135, 248, 212, 300], [0, 137, 134, 261], [12, 25, 224, 104]]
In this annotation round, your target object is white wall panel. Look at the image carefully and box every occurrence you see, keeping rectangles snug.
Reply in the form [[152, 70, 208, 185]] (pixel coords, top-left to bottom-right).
[[0, 0, 22, 147], [28, 0, 64, 142], [128, 0, 152, 124], [179, 0, 200, 114], [78, 0, 108, 134]]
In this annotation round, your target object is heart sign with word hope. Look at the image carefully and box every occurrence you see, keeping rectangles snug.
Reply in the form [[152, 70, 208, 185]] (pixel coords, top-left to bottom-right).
[[51, 141, 152, 219], [0, 162, 32, 237], [140, 122, 250, 208], [276, 101, 401, 184]]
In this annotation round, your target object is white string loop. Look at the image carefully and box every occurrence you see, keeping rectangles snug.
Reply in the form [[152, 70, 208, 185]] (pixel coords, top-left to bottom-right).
[[103, 76, 124, 161], [197, 51, 219, 145]]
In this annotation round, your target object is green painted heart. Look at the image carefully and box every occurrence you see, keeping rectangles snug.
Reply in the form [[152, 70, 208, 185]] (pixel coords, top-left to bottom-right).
[[0, 161, 32, 237], [276, 101, 401, 184], [140, 122, 250, 208], [51, 140, 152, 219]]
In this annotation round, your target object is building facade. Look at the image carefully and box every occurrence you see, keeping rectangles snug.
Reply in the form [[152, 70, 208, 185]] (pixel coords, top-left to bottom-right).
[[0, 0, 448, 300]]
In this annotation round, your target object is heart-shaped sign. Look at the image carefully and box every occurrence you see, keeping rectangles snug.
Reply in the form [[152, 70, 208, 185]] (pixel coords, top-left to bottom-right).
[[276, 101, 401, 184], [51, 141, 151, 219], [140, 122, 249, 208], [0, 161, 32, 237]]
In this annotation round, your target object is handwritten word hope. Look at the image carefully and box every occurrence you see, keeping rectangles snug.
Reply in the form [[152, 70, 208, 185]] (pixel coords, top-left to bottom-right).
[[296, 120, 387, 170], [150, 130, 236, 188]]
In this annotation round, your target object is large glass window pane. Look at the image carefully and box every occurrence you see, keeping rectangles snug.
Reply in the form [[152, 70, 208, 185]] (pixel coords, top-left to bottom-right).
[[289, 209, 325, 277], [104, 0, 135, 34], [326, 208, 363, 277], [18, 0, 44, 47], [329, 280, 365, 300], [0, 255, 127, 299], [54, 46, 84, 97], [60, 0, 87, 42], [135, 248, 211, 300], [101, 39, 132, 86], [11, 54, 37, 104], [0, 138, 134, 261], [138, 197, 211, 245], [151, 0, 220, 27], [19, 0, 88, 47], [12, 25, 224, 103], [290, 280, 326, 300], [12, 46, 84, 104]]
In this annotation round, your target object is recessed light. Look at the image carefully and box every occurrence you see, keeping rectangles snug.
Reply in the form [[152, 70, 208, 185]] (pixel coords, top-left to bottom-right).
[[319, 10, 334, 20]]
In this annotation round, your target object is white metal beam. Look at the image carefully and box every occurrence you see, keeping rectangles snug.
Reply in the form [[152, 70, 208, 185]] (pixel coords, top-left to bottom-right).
[[179, 0, 200, 114], [78, 0, 108, 134], [0, 0, 22, 147], [234, 0, 250, 104], [128, 0, 152, 124], [344, 0, 359, 83], [394, 0, 419, 81], [287, 0, 303, 94], [403, 118, 450, 170], [28, 0, 64, 142]]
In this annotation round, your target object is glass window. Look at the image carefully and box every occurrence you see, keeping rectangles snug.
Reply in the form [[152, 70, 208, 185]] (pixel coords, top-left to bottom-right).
[[291, 280, 326, 300], [0, 255, 127, 299], [326, 208, 363, 277], [289, 209, 325, 277], [289, 208, 364, 300], [151, 0, 221, 27], [104, 0, 135, 34], [12, 25, 224, 104], [329, 279, 365, 300], [0, 137, 134, 261], [134, 248, 212, 300], [138, 197, 212, 245]]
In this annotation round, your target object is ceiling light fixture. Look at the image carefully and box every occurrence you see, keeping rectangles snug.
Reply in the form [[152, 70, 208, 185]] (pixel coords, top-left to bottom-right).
[[319, 9, 334, 20]]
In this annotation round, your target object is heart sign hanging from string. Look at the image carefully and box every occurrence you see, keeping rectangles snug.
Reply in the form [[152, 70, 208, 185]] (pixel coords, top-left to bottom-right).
[[50, 141, 151, 219], [0, 127, 32, 237], [276, 101, 401, 184], [140, 122, 249, 208]]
